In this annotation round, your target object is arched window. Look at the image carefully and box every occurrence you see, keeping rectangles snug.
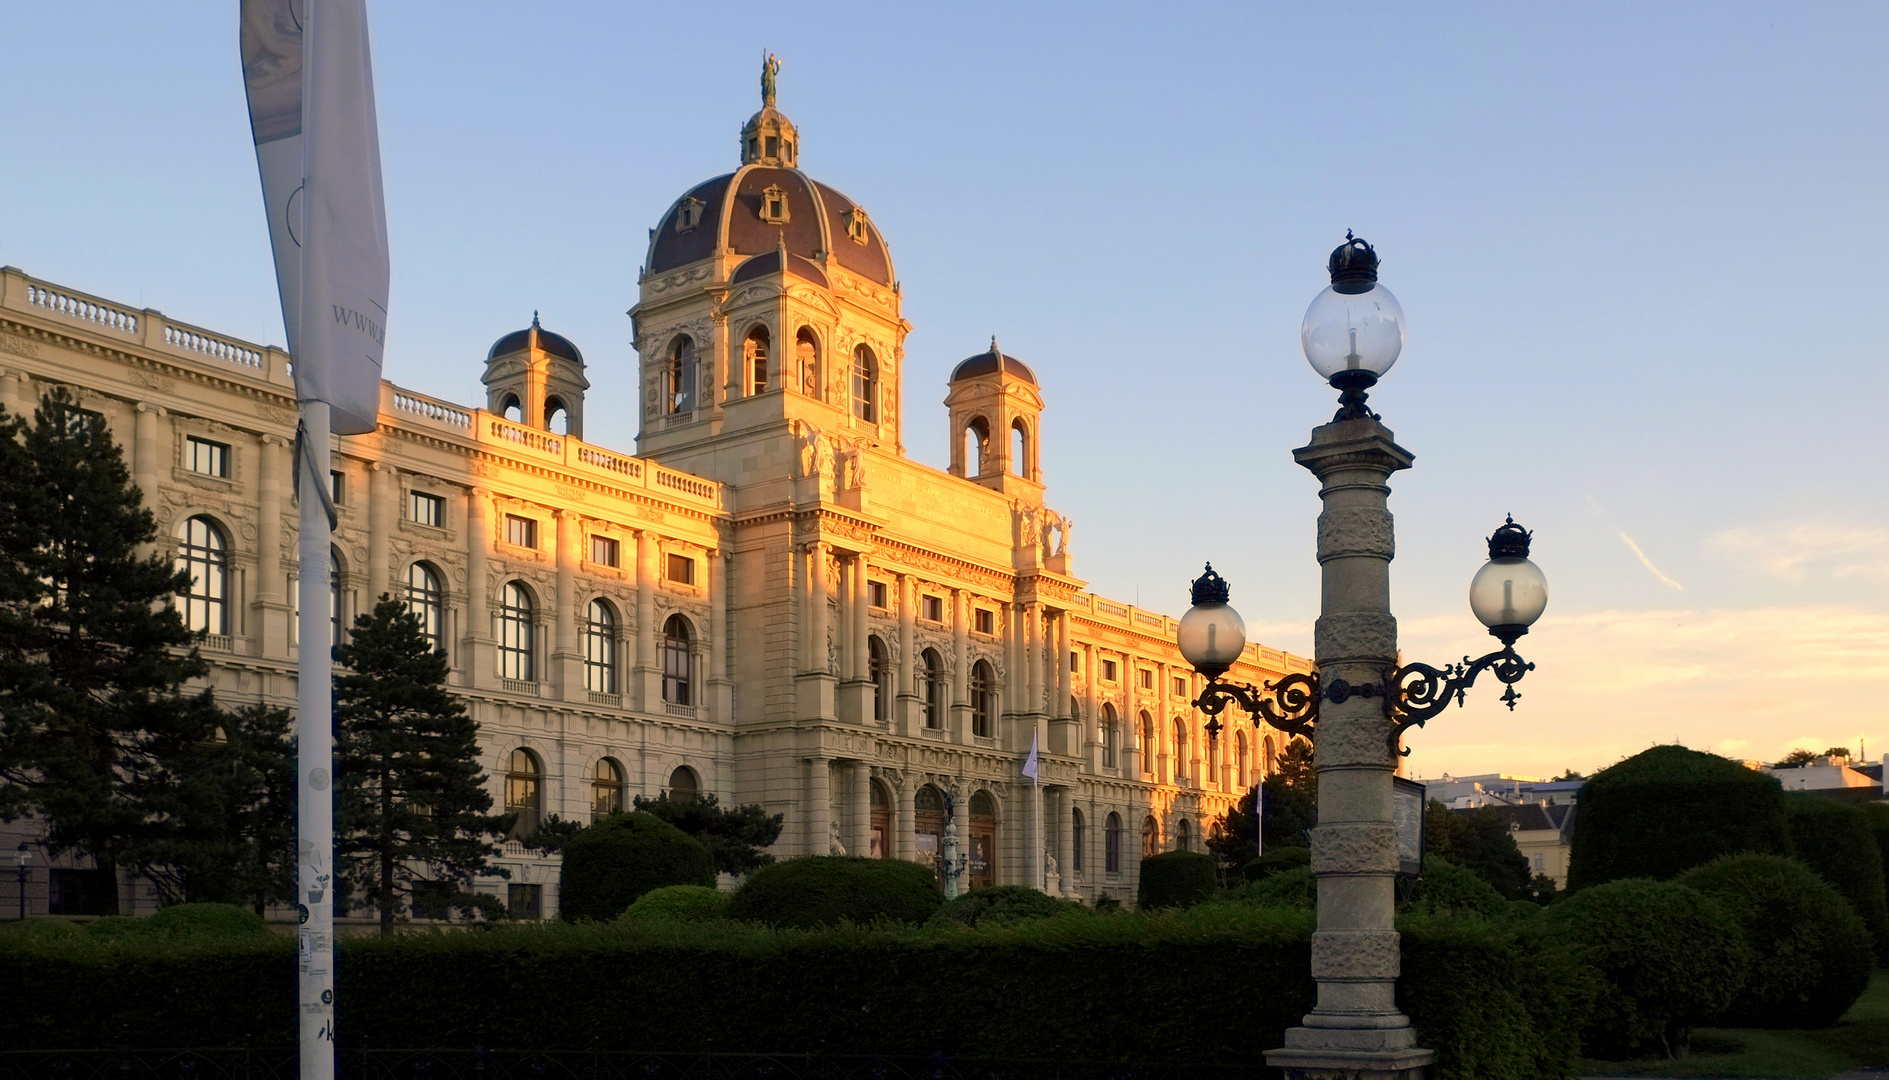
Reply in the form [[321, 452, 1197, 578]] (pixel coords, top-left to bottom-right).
[[970, 660, 997, 738], [584, 599, 617, 694], [404, 562, 445, 654], [922, 648, 946, 730], [745, 326, 770, 396], [1172, 717, 1188, 784], [501, 394, 523, 422], [964, 417, 990, 476], [545, 397, 568, 435], [852, 344, 877, 422], [1142, 815, 1159, 858], [1071, 808, 1085, 875], [1176, 817, 1193, 852], [1011, 418, 1029, 476], [498, 582, 534, 681], [868, 635, 891, 722], [1139, 712, 1155, 776], [968, 791, 996, 889], [1264, 735, 1277, 773], [869, 780, 889, 858], [1101, 703, 1119, 768], [1236, 731, 1250, 790], [591, 757, 624, 821], [506, 748, 541, 837], [667, 335, 696, 414], [175, 516, 227, 634], [795, 327, 819, 396], [668, 765, 700, 800], [662, 614, 693, 705], [915, 785, 946, 877], [1105, 812, 1123, 875], [1208, 724, 1222, 787]]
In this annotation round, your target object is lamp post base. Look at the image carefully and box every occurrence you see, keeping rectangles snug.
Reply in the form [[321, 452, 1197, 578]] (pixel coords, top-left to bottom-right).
[[1265, 1043, 1434, 1080]]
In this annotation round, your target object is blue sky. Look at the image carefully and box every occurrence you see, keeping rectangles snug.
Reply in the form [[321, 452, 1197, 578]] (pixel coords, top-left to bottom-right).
[[3, 2, 1885, 777]]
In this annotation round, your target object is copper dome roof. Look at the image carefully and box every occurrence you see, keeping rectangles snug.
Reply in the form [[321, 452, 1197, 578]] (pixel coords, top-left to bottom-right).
[[487, 313, 583, 365], [951, 339, 1037, 386], [646, 168, 894, 287]]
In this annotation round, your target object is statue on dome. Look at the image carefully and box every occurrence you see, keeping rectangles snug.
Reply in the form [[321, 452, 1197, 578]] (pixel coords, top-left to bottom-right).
[[761, 53, 781, 107]]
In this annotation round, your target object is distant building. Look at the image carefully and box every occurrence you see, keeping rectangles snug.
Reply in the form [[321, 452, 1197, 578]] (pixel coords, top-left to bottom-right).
[[1466, 802, 1576, 888], [1763, 756, 1882, 798], [1415, 773, 1581, 810]]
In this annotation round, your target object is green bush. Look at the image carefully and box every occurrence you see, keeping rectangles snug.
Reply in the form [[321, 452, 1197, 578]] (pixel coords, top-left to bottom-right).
[[727, 856, 941, 928], [559, 811, 716, 922], [1678, 854, 1870, 1027], [1784, 793, 1889, 963], [620, 885, 730, 924], [1240, 845, 1309, 881], [147, 903, 273, 940], [1137, 850, 1217, 909], [1567, 745, 1789, 890], [1220, 866, 1315, 911], [1400, 856, 1512, 920], [1865, 803, 1889, 882], [932, 885, 1083, 927], [1537, 878, 1748, 1058]]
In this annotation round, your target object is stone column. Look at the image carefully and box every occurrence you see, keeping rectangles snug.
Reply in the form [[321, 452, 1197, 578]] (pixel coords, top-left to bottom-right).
[[133, 403, 164, 520], [895, 780, 915, 861], [1121, 651, 1141, 778], [1055, 787, 1075, 896], [254, 434, 290, 658], [850, 761, 871, 857], [368, 463, 395, 603], [796, 542, 837, 719], [950, 588, 972, 742], [852, 555, 869, 682], [1266, 417, 1426, 1078], [1083, 643, 1100, 771], [808, 543, 829, 674], [807, 757, 831, 856], [634, 529, 660, 709], [895, 573, 919, 734], [0, 368, 21, 417], [554, 510, 581, 696], [462, 488, 494, 686], [708, 548, 731, 721]]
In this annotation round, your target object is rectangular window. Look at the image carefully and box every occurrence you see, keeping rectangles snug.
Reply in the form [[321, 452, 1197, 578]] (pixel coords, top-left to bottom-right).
[[1173, 676, 1188, 697], [590, 535, 621, 567], [409, 491, 444, 527], [505, 514, 537, 549], [1102, 659, 1118, 682], [1139, 669, 1154, 690], [921, 595, 943, 622], [508, 883, 544, 920], [666, 553, 695, 585], [185, 436, 229, 478], [1070, 651, 1080, 673], [330, 470, 345, 505], [974, 609, 995, 635], [869, 581, 888, 609]]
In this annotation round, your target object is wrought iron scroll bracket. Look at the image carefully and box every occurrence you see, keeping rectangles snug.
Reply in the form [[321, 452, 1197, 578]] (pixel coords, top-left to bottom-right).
[[1386, 645, 1535, 757], [1197, 671, 1320, 745]]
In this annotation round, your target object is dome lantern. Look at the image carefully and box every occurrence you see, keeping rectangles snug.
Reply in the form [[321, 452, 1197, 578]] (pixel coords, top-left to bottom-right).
[[741, 54, 799, 167]]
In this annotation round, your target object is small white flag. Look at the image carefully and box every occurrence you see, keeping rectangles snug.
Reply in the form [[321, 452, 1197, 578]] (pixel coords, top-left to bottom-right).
[[1021, 730, 1040, 781]]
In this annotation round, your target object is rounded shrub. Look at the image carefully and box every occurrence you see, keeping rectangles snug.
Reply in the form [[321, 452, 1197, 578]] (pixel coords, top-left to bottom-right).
[[619, 884, 730, 924], [1567, 745, 1788, 890], [1400, 857, 1511, 920], [1678, 854, 1870, 1028], [727, 856, 941, 928], [1240, 846, 1310, 882], [933, 885, 1083, 927], [1137, 850, 1217, 910], [147, 903, 272, 940], [1221, 866, 1314, 911], [559, 811, 715, 922], [1784, 793, 1889, 963], [1537, 877, 1748, 1058]]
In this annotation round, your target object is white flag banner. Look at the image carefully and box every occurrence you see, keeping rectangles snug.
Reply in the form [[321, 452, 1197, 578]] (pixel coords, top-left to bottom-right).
[[1021, 730, 1040, 781], [242, 0, 388, 436]]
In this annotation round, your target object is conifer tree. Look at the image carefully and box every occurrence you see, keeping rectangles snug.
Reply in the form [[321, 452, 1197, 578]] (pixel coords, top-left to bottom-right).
[[0, 389, 216, 914], [137, 703, 295, 910], [335, 596, 510, 934]]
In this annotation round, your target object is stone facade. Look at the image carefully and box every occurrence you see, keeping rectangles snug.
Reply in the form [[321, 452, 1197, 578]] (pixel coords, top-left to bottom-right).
[[0, 90, 1307, 918]]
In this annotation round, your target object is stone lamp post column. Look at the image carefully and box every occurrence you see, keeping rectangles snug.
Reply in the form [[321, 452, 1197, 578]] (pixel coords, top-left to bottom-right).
[[1264, 418, 1429, 1079]]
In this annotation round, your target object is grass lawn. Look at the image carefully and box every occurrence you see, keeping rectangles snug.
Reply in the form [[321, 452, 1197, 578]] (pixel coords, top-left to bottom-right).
[[1578, 970, 1889, 1078]]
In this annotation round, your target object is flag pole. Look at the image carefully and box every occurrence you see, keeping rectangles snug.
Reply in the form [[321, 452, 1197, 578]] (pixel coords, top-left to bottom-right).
[[296, 400, 336, 1079]]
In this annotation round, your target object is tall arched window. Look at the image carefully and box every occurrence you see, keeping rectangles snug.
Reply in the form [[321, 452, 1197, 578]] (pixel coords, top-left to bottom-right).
[[1172, 717, 1188, 784], [506, 748, 541, 837], [404, 562, 445, 654], [668, 765, 700, 800], [667, 335, 695, 414], [1264, 735, 1277, 773], [1236, 732, 1250, 790], [501, 394, 523, 422], [498, 582, 534, 681], [964, 417, 990, 476], [915, 785, 946, 878], [970, 660, 997, 738], [795, 327, 819, 396], [175, 516, 227, 634], [1101, 702, 1119, 768], [584, 599, 617, 694], [1071, 808, 1085, 876], [1105, 812, 1123, 875], [1141, 815, 1159, 858], [852, 344, 877, 422], [1176, 817, 1193, 852], [662, 614, 693, 705], [1139, 712, 1155, 777], [1010, 418, 1028, 476], [545, 397, 568, 435], [745, 326, 770, 396], [591, 757, 624, 821], [922, 648, 946, 729], [868, 635, 891, 722]]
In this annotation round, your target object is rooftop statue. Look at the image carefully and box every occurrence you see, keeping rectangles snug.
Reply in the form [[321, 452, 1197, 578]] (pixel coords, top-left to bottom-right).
[[761, 53, 781, 108]]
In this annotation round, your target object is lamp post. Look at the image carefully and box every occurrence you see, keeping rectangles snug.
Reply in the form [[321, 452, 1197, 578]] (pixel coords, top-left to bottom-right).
[[9, 843, 30, 921], [939, 794, 970, 900], [1175, 235, 1547, 1080]]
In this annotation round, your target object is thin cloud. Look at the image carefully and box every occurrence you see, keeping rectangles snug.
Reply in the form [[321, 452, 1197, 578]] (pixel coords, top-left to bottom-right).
[[1618, 531, 1684, 591], [1710, 522, 1889, 585]]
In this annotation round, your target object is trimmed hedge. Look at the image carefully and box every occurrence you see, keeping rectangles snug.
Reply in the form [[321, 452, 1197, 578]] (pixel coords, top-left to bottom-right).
[[1240, 845, 1309, 881], [560, 812, 716, 921], [932, 886, 1083, 927], [620, 885, 730, 924], [1399, 916, 1598, 1080], [1401, 857, 1512, 920], [1784, 792, 1889, 963], [1678, 854, 1871, 1027], [1137, 850, 1217, 909], [727, 856, 941, 928], [1567, 745, 1789, 890], [1537, 878, 1748, 1058]]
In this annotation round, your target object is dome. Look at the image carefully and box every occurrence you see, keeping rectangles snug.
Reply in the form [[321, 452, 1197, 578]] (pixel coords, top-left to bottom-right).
[[487, 313, 583, 365], [951, 338, 1037, 386], [644, 59, 895, 288]]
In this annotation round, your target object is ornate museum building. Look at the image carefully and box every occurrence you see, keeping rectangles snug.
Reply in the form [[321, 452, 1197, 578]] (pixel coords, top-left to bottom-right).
[[0, 75, 1307, 917]]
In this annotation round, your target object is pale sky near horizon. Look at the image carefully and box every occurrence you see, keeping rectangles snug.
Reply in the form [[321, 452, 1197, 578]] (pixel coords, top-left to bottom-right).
[[2, 2, 1885, 780]]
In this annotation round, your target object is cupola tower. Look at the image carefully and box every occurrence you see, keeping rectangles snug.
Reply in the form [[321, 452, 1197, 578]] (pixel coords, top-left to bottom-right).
[[946, 337, 1045, 500], [482, 313, 590, 437]]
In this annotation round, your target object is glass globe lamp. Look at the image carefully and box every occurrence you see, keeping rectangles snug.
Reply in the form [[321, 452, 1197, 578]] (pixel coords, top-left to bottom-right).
[[1468, 517, 1548, 645], [1177, 564, 1247, 680], [1302, 234, 1405, 419]]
